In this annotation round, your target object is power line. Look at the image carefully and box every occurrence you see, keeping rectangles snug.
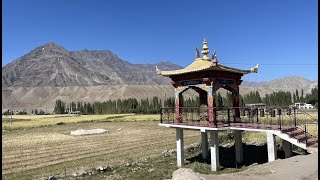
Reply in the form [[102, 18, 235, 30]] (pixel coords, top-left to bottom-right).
[[222, 63, 317, 65]]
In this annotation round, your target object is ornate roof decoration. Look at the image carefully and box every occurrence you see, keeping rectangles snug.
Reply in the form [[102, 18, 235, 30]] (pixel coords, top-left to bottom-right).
[[212, 50, 218, 66], [156, 39, 259, 76], [195, 46, 200, 58], [201, 38, 210, 61]]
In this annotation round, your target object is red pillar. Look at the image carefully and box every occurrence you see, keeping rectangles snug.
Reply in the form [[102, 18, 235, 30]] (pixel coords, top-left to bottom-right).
[[207, 86, 216, 126], [232, 89, 240, 122], [175, 92, 183, 123]]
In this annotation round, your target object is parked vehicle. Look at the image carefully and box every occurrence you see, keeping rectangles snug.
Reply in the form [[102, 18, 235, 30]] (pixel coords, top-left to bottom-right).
[[290, 102, 314, 109]]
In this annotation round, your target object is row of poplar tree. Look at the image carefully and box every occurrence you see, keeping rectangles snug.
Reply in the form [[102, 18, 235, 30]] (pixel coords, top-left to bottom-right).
[[54, 87, 318, 114], [241, 87, 318, 107], [54, 97, 164, 114]]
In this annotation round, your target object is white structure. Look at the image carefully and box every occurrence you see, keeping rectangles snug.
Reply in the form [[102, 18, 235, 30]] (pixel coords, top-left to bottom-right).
[[176, 128, 184, 167], [245, 103, 266, 110], [266, 133, 277, 162], [210, 131, 220, 171], [160, 123, 317, 171], [157, 39, 317, 172], [292, 102, 314, 109], [201, 132, 208, 160], [68, 111, 82, 115]]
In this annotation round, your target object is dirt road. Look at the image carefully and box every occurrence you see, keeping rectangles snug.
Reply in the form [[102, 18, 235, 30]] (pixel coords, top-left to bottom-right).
[[200, 152, 318, 180]]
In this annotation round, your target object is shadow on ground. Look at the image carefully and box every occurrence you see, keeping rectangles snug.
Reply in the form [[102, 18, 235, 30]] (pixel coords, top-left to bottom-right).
[[186, 143, 303, 169]]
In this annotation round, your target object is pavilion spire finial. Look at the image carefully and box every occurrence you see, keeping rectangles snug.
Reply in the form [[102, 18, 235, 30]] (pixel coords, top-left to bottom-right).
[[212, 50, 218, 65], [195, 46, 200, 58], [201, 38, 210, 60]]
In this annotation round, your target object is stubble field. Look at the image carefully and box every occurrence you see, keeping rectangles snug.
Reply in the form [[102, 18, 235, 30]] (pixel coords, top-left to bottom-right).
[[2, 111, 317, 180], [2, 114, 200, 180]]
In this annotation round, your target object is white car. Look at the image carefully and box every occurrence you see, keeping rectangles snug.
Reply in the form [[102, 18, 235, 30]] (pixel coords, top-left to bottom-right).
[[304, 104, 314, 109], [293, 103, 314, 109]]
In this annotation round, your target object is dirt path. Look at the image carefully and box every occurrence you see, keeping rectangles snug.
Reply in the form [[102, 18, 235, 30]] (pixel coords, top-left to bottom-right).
[[199, 152, 318, 180]]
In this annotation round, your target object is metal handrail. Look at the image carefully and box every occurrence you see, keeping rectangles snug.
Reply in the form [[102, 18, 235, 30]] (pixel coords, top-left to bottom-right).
[[160, 106, 318, 146], [296, 108, 318, 121]]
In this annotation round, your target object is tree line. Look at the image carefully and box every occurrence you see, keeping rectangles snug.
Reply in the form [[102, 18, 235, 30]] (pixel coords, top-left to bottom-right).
[[242, 87, 318, 107], [52, 86, 318, 114], [54, 97, 164, 115]]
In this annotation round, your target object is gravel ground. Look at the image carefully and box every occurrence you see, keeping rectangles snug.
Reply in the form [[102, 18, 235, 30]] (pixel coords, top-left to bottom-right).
[[199, 152, 318, 180]]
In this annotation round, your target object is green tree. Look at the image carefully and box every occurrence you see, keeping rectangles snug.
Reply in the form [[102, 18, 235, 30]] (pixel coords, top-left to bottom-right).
[[54, 100, 66, 114], [304, 86, 318, 105], [216, 92, 223, 108], [239, 95, 245, 107], [223, 92, 232, 107], [300, 89, 304, 102], [293, 94, 296, 103]]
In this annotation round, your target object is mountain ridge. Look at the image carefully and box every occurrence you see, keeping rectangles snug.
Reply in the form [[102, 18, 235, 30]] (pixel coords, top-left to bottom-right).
[[3, 42, 317, 87], [2, 42, 318, 112], [2, 42, 182, 87]]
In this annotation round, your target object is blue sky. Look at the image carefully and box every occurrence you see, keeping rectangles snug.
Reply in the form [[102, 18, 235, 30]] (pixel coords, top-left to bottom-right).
[[2, 0, 318, 81]]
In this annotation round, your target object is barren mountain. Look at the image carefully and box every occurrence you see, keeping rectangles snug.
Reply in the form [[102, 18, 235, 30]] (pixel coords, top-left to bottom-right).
[[2, 42, 317, 113], [241, 76, 318, 94], [2, 42, 181, 87]]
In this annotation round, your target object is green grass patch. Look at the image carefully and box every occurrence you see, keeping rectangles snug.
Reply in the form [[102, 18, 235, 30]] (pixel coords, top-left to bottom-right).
[[242, 132, 267, 144], [79, 115, 128, 123], [2, 118, 31, 123]]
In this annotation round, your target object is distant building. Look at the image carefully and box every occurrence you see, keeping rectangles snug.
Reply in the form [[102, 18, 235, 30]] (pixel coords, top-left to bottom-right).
[[290, 102, 314, 109], [68, 111, 82, 115], [245, 103, 266, 110]]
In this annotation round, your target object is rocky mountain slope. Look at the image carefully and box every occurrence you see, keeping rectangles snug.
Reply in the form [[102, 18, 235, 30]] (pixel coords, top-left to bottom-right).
[[2, 42, 181, 87], [2, 77, 317, 113], [2, 42, 317, 112], [241, 76, 318, 94]]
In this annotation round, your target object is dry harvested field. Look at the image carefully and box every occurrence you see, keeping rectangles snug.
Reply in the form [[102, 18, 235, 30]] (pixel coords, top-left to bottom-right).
[[2, 114, 200, 180], [2, 114, 160, 130], [2, 112, 318, 180]]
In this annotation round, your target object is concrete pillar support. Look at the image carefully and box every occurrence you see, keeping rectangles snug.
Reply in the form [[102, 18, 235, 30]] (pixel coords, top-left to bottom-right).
[[210, 131, 220, 171], [201, 131, 208, 160], [234, 130, 243, 163], [283, 140, 292, 158], [176, 128, 184, 167], [267, 133, 277, 162]]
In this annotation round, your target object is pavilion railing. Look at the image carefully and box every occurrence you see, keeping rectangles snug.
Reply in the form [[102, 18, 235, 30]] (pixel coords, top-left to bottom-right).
[[161, 107, 210, 127], [160, 106, 318, 146]]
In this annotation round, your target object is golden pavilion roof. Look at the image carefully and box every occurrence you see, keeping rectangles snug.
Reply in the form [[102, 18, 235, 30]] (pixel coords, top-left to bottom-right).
[[156, 39, 259, 77]]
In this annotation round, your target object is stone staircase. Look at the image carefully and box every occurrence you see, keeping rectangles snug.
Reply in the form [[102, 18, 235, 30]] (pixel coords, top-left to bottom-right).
[[280, 127, 318, 153]]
